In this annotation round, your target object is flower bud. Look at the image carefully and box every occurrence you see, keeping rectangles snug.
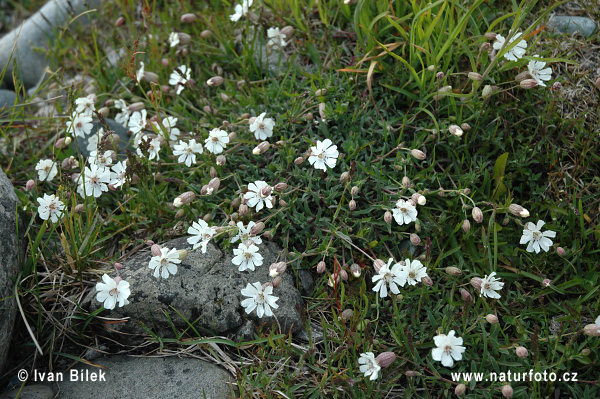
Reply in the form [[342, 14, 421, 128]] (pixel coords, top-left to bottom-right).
[[280, 26, 294, 37], [485, 314, 499, 324], [448, 124, 463, 137], [327, 273, 340, 287], [272, 182, 287, 192], [402, 176, 411, 188], [272, 276, 282, 288], [238, 204, 249, 216], [131, 174, 139, 184], [151, 244, 162, 257], [203, 213, 212, 222], [304, 112, 313, 121], [74, 204, 85, 214], [25, 179, 35, 190], [405, 370, 417, 378], [417, 194, 426, 206], [552, 81, 562, 90], [470, 277, 482, 290], [460, 288, 472, 302], [317, 261, 326, 274], [177, 249, 188, 260], [201, 30, 213, 39], [161, 58, 169, 67], [142, 71, 159, 83], [373, 259, 386, 273], [203, 105, 217, 114], [460, 123, 471, 132], [520, 79, 538, 89], [351, 186, 359, 196], [515, 70, 532, 82], [215, 155, 226, 166], [501, 384, 513, 398], [207, 76, 224, 87], [375, 352, 396, 368], [175, 208, 185, 219], [294, 156, 305, 165], [421, 276, 433, 286], [348, 199, 356, 211], [445, 266, 461, 276], [454, 383, 466, 396], [96, 106, 109, 118], [472, 207, 483, 223], [542, 278, 552, 287], [269, 262, 287, 277], [515, 346, 528, 358], [208, 177, 220, 192], [461, 219, 471, 233], [350, 263, 361, 278], [468, 72, 483, 81], [173, 191, 196, 207], [484, 32, 497, 40], [339, 269, 349, 281], [250, 222, 265, 236], [556, 247, 565, 256], [384, 211, 392, 224], [253, 141, 270, 155], [508, 203, 529, 218], [115, 16, 125, 27], [341, 309, 354, 321], [340, 171, 350, 183], [128, 102, 145, 112], [259, 185, 272, 197], [410, 149, 426, 160], [583, 324, 600, 336], [318, 102, 326, 120], [180, 13, 197, 23], [482, 84, 494, 99], [410, 233, 421, 246], [436, 71, 445, 80], [315, 88, 327, 96]]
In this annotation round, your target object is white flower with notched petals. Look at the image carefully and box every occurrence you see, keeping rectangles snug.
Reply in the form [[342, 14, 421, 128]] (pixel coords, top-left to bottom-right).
[[148, 247, 181, 279], [267, 27, 288, 49], [95, 274, 131, 310], [528, 56, 552, 87], [173, 139, 203, 167], [114, 99, 131, 126], [231, 221, 262, 246], [86, 128, 101, 154], [371, 258, 404, 298], [37, 193, 65, 223], [480, 272, 504, 299], [432, 330, 466, 368], [232, 242, 263, 272], [230, 0, 253, 22], [75, 94, 96, 116], [89, 150, 114, 168], [128, 109, 147, 135], [35, 159, 58, 182], [187, 219, 217, 253], [308, 138, 339, 171], [169, 32, 179, 47], [493, 32, 527, 61], [240, 281, 278, 318], [244, 180, 273, 212], [520, 220, 556, 253], [392, 199, 418, 225], [78, 164, 111, 198], [399, 258, 428, 286], [358, 352, 380, 381], [249, 112, 275, 140], [205, 128, 230, 154], [169, 65, 191, 95], [66, 112, 93, 137], [110, 161, 128, 188]]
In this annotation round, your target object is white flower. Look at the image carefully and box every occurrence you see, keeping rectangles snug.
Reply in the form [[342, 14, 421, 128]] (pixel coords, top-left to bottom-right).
[[204, 128, 230, 154], [114, 99, 131, 126], [169, 32, 179, 47], [392, 199, 418, 225], [371, 258, 404, 298], [244, 180, 274, 212], [155, 116, 181, 141], [520, 220, 556, 253], [35, 159, 58, 182], [89, 150, 114, 168], [136, 135, 162, 160], [232, 242, 263, 272], [136, 61, 145, 82], [493, 32, 527, 61], [78, 164, 111, 198], [37, 193, 65, 223], [230, 0, 253, 22], [480, 272, 504, 299], [431, 330, 466, 368], [169, 65, 191, 95], [399, 258, 428, 286], [148, 247, 181, 279], [308, 138, 339, 171], [128, 109, 147, 135], [527, 56, 552, 87], [267, 27, 288, 49], [240, 281, 278, 318], [249, 112, 275, 140], [595, 315, 600, 328], [66, 112, 93, 137], [95, 274, 131, 310], [110, 160, 128, 188], [187, 219, 216, 253], [358, 352, 381, 381], [231, 221, 263, 246], [75, 94, 96, 116], [173, 139, 203, 167], [87, 128, 101, 154]]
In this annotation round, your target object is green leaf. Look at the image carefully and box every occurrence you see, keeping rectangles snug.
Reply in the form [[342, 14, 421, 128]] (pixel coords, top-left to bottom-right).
[[492, 152, 509, 200]]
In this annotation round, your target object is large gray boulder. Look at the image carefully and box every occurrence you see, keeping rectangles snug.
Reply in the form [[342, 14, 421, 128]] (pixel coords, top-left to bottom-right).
[[89, 237, 306, 341], [74, 118, 131, 159], [548, 15, 597, 38], [56, 356, 234, 399], [0, 169, 19, 373], [0, 0, 101, 90]]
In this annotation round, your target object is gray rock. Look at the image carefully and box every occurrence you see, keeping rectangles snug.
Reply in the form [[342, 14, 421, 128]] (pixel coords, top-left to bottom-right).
[[56, 356, 234, 399], [89, 237, 305, 341], [0, 384, 53, 399], [548, 15, 597, 38], [0, 0, 101, 90], [0, 90, 17, 113], [0, 169, 18, 373], [74, 118, 131, 159]]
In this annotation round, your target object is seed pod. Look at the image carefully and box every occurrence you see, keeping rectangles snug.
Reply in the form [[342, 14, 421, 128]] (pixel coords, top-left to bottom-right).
[[208, 177, 221, 191], [238, 204, 249, 216], [351, 186, 359, 196], [271, 276, 282, 288], [410, 149, 426, 160], [339, 269, 349, 281], [445, 266, 461, 276], [461, 219, 471, 233], [421, 276, 433, 286], [484, 32, 497, 40], [375, 352, 396, 368], [460, 288, 472, 302], [455, 384, 466, 396], [97, 106, 110, 118], [142, 71, 159, 83], [177, 32, 191, 45], [115, 16, 125, 27], [460, 122, 471, 132], [228, 131, 236, 141], [317, 261, 326, 274], [180, 13, 197, 23], [209, 167, 217, 178], [201, 30, 213, 39], [340, 171, 350, 183], [318, 102, 326, 120], [250, 222, 265, 236], [501, 384, 513, 398], [482, 84, 494, 99], [177, 249, 188, 260], [280, 25, 294, 37], [402, 176, 411, 188], [151, 244, 162, 257], [274, 182, 287, 192], [472, 207, 483, 223], [410, 233, 421, 246], [470, 277, 482, 290], [294, 156, 305, 165], [405, 370, 417, 378], [485, 314, 499, 324], [350, 263, 361, 278], [74, 204, 85, 214], [468, 72, 483, 81], [175, 208, 185, 219], [341, 309, 354, 321], [520, 79, 538, 89], [583, 324, 600, 336], [373, 259, 386, 273], [384, 211, 392, 224], [128, 102, 145, 112], [515, 70, 532, 82], [349, 199, 356, 211], [207, 76, 224, 87], [515, 346, 528, 358]]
